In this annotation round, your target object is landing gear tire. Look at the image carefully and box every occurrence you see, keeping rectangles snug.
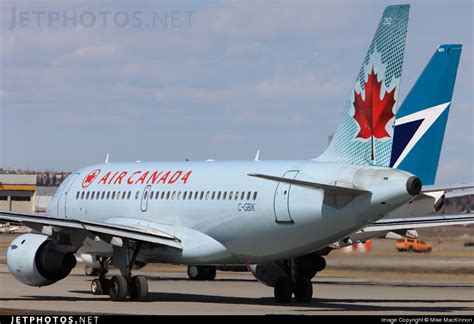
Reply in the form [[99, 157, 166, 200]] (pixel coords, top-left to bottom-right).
[[274, 277, 293, 303], [91, 279, 102, 295], [294, 278, 313, 303], [130, 276, 149, 301], [300, 268, 317, 280], [187, 266, 216, 280], [109, 275, 128, 301], [314, 257, 326, 272]]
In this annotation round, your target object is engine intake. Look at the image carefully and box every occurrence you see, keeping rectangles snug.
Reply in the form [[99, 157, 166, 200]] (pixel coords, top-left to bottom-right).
[[7, 233, 77, 287]]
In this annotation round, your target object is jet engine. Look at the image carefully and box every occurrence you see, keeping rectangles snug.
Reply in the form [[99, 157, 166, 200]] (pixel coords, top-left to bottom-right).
[[250, 261, 288, 287], [7, 233, 77, 287], [250, 253, 327, 287]]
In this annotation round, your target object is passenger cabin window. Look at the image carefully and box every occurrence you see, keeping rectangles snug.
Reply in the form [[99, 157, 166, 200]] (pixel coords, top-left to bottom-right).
[[135, 191, 139, 200], [122, 191, 126, 199], [86, 192, 90, 200], [177, 191, 182, 200], [112, 192, 116, 199], [253, 192, 257, 200], [76, 192, 80, 199], [81, 192, 85, 199], [247, 191, 251, 200], [91, 192, 95, 199], [183, 192, 187, 200], [235, 191, 239, 200], [166, 192, 170, 200], [205, 191, 210, 200], [223, 192, 227, 200], [127, 191, 131, 200], [217, 192, 221, 200], [229, 191, 233, 200], [101, 192, 105, 199], [240, 192, 245, 200], [172, 191, 176, 200]]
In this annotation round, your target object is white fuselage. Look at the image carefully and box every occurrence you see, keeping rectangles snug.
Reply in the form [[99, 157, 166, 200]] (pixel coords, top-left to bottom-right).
[[47, 160, 414, 264]]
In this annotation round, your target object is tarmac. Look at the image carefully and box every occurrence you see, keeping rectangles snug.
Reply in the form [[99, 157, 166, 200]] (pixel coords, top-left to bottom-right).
[[0, 264, 473, 315], [0, 232, 473, 315]]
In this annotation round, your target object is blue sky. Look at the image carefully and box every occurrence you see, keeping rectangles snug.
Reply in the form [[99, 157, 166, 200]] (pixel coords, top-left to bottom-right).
[[0, 0, 472, 184]]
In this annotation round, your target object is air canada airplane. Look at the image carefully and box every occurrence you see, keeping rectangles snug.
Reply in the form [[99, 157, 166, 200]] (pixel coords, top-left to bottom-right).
[[1, 4, 473, 303]]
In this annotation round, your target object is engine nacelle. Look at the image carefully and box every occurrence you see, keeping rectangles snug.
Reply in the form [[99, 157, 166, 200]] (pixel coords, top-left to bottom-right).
[[7, 233, 77, 287], [250, 253, 327, 287], [249, 262, 287, 287]]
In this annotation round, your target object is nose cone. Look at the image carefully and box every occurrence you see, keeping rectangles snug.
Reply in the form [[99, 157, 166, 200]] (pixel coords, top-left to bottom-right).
[[406, 176, 422, 196]]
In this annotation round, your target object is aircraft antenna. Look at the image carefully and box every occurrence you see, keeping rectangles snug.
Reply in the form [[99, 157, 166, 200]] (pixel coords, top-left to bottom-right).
[[254, 149, 261, 162]]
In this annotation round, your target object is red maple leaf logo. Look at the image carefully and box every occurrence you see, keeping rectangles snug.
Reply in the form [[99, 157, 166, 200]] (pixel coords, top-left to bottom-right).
[[353, 66, 396, 139], [353, 66, 396, 160], [82, 169, 100, 188]]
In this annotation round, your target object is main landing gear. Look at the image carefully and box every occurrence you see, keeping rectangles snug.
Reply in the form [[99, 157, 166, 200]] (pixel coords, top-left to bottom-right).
[[187, 265, 217, 280], [90, 241, 149, 301], [273, 254, 326, 304]]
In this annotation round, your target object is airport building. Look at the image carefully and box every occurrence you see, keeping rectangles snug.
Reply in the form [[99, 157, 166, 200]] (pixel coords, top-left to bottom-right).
[[35, 186, 58, 213], [0, 174, 37, 213]]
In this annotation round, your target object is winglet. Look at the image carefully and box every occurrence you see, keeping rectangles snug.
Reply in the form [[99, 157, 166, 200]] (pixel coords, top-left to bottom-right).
[[105, 153, 110, 164]]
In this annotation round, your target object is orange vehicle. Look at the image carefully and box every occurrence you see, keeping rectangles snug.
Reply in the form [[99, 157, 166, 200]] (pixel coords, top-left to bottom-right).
[[395, 238, 432, 253]]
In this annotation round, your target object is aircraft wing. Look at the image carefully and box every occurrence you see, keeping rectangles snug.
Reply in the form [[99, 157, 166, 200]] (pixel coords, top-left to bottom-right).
[[0, 211, 182, 249], [423, 183, 474, 193], [247, 173, 369, 195], [360, 214, 474, 232]]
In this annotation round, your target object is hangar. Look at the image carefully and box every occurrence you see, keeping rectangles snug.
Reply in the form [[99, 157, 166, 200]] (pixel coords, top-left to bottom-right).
[[0, 174, 37, 213]]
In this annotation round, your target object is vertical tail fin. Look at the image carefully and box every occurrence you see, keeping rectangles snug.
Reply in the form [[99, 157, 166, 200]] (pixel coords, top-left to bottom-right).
[[390, 44, 462, 185], [317, 5, 410, 166]]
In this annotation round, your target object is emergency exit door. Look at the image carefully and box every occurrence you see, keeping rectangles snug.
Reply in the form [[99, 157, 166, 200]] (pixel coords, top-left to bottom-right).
[[273, 170, 299, 223]]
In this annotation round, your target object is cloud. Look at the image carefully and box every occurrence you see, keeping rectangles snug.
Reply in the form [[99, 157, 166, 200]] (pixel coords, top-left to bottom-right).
[[209, 134, 243, 145], [194, 1, 365, 39], [225, 41, 265, 56], [0, 1, 472, 178], [152, 73, 351, 104]]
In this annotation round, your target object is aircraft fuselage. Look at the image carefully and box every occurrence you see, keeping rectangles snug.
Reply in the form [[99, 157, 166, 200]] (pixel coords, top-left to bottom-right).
[[47, 160, 415, 263]]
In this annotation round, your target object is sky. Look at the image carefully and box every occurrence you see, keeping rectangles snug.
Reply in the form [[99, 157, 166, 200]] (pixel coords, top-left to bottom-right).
[[0, 0, 472, 184]]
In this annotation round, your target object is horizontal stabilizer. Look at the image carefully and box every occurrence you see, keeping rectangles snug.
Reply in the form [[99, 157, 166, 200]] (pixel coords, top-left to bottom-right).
[[247, 173, 369, 195], [422, 183, 474, 193], [361, 214, 474, 232]]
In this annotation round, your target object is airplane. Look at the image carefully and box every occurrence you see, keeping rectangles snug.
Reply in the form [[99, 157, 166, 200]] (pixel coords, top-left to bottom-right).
[[1, 4, 473, 303]]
